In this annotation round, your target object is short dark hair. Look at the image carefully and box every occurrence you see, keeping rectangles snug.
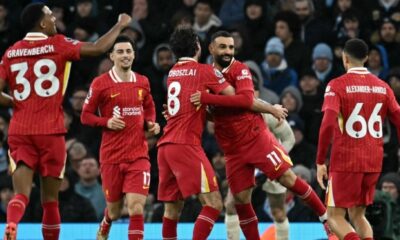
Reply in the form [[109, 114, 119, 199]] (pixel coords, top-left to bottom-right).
[[344, 38, 368, 60], [169, 27, 199, 59], [211, 31, 232, 42], [21, 3, 45, 33], [111, 35, 136, 52]]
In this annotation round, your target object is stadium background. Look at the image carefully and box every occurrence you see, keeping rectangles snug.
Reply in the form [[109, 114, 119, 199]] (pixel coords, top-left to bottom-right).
[[0, 0, 399, 239]]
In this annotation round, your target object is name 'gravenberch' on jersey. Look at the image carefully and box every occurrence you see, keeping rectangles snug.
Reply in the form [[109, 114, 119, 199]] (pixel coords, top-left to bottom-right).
[[346, 85, 387, 94], [7, 45, 55, 58]]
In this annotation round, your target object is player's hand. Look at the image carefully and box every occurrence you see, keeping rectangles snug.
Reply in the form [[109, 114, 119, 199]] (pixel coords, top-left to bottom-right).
[[162, 104, 171, 120], [107, 116, 125, 131], [117, 13, 132, 29], [147, 121, 160, 136], [317, 164, 328, 190], [190, 91, 202, 106], [271, 104, 288, 121]]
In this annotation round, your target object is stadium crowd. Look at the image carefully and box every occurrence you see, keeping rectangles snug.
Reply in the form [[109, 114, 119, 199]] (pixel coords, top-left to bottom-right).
[[0, 0, 399, 238]]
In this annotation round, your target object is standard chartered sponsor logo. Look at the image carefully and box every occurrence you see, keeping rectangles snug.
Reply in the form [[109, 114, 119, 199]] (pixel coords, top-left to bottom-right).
[[113, 105, 142, 117], [113, 106, 121, 118]]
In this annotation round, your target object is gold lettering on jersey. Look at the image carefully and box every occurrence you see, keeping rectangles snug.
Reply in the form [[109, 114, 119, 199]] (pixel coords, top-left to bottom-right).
[[346, 85, 386, 94], [7, 45, 55, 58], [168, 69, 197, 77]]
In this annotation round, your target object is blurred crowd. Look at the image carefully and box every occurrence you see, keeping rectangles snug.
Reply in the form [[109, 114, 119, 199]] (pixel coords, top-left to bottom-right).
[[0, 0, 399, 238]]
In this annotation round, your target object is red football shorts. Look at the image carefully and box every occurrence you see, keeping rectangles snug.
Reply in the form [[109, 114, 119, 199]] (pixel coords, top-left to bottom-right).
[[8, 134, 66, 178], [157, 144, 219, 201], [100, 158, 150, 202], [326, 172, 380, 208], [226, 129, 292, 194]]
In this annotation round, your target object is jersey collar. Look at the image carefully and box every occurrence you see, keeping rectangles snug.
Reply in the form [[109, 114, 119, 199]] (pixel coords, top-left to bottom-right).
[[24, 32, 48, 41], [177, 57, 197, 64], [109, 67, 136, 83], [221, 58, 235, 73], [347, 67, 370, 74]]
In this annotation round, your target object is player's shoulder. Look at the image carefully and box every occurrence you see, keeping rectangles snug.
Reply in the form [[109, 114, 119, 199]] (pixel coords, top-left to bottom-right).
[[50, 34, 80, 46], [91, 72, 110, 88], [133, 71, 151, 85]]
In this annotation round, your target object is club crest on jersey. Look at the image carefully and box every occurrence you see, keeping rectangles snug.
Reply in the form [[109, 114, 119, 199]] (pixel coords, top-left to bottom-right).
[[214, 69, 223, 78], [138, 89, 143, 101]]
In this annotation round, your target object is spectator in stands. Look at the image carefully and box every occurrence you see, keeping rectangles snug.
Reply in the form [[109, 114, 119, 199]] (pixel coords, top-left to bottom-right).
[[367, 44, 390, 80], [388, 68, 400, 103], [0, 1, 18, 56], [49, 0, 69, 34], [298, 70, 324, 146], [274, 10, 310, 76], [75, 157, 105, 220], [244, 60, 280, 104], [336, 9, 369, 44], [293, 0, 332, 47], [280, 86, 303, 116], [311, 43, 341, 85], [367, 0, 400, 28], [218, 0, 245, 28], [144, 43, 175, 127], [260, 37, 298, 95], [238, 0, 273, 62], [287, 114, 317, 169], [331, 0, 354, 33], [66, 140, 88, 185], [378, 172, 400, 238], [170, 9, 193, 30], [228, 27, 253, 61], [377, 18, 400, 67]]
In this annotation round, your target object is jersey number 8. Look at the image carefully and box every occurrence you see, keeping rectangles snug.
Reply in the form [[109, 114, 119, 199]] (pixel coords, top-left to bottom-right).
[[345, 102, 383, 139], [167, 81, 181, 116], [11, 59, 60, 101]]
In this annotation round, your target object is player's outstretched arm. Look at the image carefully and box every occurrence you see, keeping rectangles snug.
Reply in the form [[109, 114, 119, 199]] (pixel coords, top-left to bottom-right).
[[190, 88, 252, 108], [251, 98, 288, 120], [263, 113, 295, 152], [80, 14, 131, 57]]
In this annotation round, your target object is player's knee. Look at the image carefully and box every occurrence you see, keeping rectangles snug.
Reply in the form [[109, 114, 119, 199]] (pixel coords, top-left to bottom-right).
[[278, 170, 296, 188], [128, 201, 144, 216], [271, 208, 286, 222], [224, 199, 236, 215], [107, 208, 122, 221]]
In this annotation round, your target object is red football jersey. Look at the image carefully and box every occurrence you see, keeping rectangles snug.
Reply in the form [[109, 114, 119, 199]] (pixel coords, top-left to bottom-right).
[[0, 33, 82, 135], [82, 68, 155, 164], [213, 59, 267, 154], [322, 67, 400, 172], [158, 58, 230, 146]]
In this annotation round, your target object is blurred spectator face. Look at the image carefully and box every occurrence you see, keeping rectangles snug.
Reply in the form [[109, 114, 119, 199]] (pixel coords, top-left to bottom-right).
[[97, 58, 113, 75], [59, 177, 70, 192], [338, 0, 351, 12], [380, 22, 397, 42], [194, 2, 212, 25], [67, 141, 87, 172], [294, 0, 311, 21], [73, 27, 90, 41], [110, 42, 135, 71], [275, 21, 292, 42], [314, 58, 330, 72], [382, 181, 399, 200], [183, 0, 198, 7], [77, 1, 93, 18], [246, 4, 262, 20], [344, 18, 359, 32], [281, 92, 297, 112], [121, 27, 142, 43], [78, 157, 99, 182], [367, 49, 381, 69], [231, 31, 243, 51], [157, 49, 174, 72], [71, 89, 88, 113], [132, 0, 148, 20], [300, 75, 320, 94], [389, 75, 400, 97], [0, 5, 8, 21], [266, 53, 282, 68], [52, 6, 64, 20]]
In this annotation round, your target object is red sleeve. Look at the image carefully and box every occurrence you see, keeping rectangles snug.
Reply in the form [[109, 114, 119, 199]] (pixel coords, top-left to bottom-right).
[[202, 65, 230, 94], [55, 35, 82, 61], [322, 83, 341, 113], [200, 90, 253, 108], [80, 82, 109, 127], [233, 64, 254, 94], [0, 54, 8, 81], [316, 109, 337, 165], [143, 78, 156, 122]]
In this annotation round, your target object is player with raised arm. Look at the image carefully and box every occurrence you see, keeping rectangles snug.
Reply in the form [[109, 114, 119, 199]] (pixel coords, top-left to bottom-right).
[[316, 39, 400, 240], [81, 36, 159, 240], [190, 31, 336, 240], [0, 3, 131, 240]]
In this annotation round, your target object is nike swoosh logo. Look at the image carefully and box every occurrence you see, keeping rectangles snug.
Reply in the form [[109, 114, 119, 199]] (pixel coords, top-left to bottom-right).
[[275, 163, 282, 171], [111, 93, 120, 98], [142, 186, 150, 189]]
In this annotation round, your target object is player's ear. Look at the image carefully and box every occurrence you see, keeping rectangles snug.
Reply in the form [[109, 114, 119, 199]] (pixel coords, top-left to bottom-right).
[[362, 56, 368, 65], [208, 42, 213, 54]]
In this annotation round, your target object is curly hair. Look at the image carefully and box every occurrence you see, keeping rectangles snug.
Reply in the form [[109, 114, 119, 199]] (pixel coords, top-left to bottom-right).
[[21, 3, 45, 33], [169, 26, 199, 59]]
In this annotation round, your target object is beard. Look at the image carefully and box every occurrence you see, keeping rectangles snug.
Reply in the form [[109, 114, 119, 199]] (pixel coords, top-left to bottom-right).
[[215, 54, 233, 68]]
